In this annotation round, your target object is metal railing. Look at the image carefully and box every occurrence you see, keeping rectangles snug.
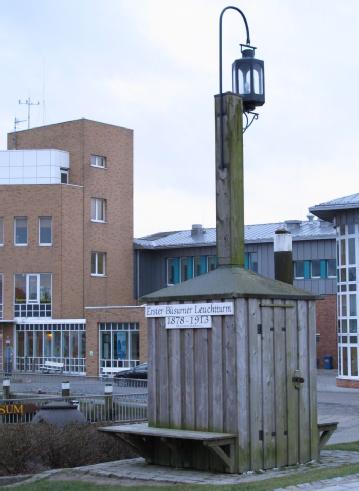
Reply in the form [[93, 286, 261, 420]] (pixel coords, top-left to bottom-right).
[[0, 393, 147, 425]]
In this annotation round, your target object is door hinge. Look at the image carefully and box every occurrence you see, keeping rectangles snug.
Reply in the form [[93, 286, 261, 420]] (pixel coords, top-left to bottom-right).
[[259, 430, 263, 441], [257, 324, 262, 335]]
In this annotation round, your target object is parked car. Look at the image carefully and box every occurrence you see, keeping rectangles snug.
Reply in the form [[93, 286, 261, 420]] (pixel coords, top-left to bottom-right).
[[114, 362, 148, 379]]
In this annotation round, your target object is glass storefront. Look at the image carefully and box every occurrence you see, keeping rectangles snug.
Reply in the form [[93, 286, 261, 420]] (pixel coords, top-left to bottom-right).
[[337, 224, 359, 378], [99, 322, 140, 373], [16, 321, 86, 374]]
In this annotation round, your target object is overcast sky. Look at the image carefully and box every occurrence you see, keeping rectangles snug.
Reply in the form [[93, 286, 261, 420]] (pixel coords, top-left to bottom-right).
[[1, 0, 358, 236]]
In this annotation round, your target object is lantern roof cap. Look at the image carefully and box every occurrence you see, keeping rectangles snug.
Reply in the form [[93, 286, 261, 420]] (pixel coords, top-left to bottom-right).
[[141, 266, 319, 302]]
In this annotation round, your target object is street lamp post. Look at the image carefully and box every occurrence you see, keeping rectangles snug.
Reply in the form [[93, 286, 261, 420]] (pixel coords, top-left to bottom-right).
[[216, 5, 265, 268]]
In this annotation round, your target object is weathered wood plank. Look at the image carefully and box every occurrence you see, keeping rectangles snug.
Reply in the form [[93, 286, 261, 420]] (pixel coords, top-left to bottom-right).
[[147, 316, 156, 426], [274, 300, 288, 467], [224, 313, 237, 434], [261, 299, 276, 469], [194, 327, 209, 431], [308, 300, 319, 461], [211, 314, 223, 432], [183, 328, 195, 429], [158, 316, 169, 427], [248, 298, 263, 471], [298, 300, 310, 463], [286, 300, 299, 465], [236, 298, 250, 473], [168, 304, 182, 428]]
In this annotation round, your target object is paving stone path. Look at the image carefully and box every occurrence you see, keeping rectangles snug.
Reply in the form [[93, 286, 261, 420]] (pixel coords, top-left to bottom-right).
[[7, 451, 359, 489]]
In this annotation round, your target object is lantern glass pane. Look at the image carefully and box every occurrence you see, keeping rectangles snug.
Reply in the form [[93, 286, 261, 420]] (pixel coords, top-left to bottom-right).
[[253, 64, 263, 95], [237, 67, 251, 94]]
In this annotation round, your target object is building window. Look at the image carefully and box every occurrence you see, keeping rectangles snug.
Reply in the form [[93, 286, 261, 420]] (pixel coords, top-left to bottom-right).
[[39, 217, 52, 246], [0, 218, 3, 246], [180, 257, 193, 282], [14, 273, 52, 318], [91, 252, 106, 276], [91, 198, 106, 222], [60, 168, 69, 184], [167, 255, 218, 285], [16, 322, 86, 374], [327, 259, 336, 278], [90, 155, 106, 168], [207, 256, 217, 271], [14, 217, 28, 246], [311, 260, 321, 278], [167, 257, 180, 285], [245, 252, 258, 272], [99, 322, 140, 373]]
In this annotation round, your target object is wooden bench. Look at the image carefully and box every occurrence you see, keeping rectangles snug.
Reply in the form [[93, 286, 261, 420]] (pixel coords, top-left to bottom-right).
[[318, 422, 338, 450], [39, 360, 64, 373], [100, 422, 237, 473]]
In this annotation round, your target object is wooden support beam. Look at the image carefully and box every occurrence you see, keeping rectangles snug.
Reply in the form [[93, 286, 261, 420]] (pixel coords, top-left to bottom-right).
[[203, 440, 236, 473], [318, 422, 338, 450]]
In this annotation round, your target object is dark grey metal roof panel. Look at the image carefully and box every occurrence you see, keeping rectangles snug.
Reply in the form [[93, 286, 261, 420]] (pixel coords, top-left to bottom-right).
[[134, 220, 335, 250], [141, 266, 319, 302], [310, 193, 359, 221]]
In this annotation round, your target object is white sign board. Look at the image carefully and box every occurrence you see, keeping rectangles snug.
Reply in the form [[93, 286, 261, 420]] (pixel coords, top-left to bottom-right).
[[145, 302, 234, 329], [145, 302, 234, 318], [165, 315, 212, 329]]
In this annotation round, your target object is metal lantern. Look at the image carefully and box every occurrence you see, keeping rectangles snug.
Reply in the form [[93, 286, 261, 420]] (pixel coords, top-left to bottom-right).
[[232, 46, 265, 112]]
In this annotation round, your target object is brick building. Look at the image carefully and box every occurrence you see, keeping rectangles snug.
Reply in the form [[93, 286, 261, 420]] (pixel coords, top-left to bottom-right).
[[0, 119, 145, 376]]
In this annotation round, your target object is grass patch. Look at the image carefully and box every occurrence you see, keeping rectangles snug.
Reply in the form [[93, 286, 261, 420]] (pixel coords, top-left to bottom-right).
[[325, 440, 359, 452], [14, 462, 359, 491]]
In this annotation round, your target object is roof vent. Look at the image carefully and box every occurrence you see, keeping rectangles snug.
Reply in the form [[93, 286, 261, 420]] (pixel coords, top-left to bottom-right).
[[284, 220, 301, 231], [191, 224, 204, 238], [307, 214, 314, 222]]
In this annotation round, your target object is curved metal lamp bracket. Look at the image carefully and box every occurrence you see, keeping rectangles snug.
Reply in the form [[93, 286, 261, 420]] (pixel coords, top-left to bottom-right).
[[219, 6, 252, 168]]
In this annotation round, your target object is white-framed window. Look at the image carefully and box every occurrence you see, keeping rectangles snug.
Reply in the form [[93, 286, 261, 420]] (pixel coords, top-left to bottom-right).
[[14, 273, 51, 304], [91, 198, 106, 222], [90, 155, 106, 168], [39, 217, 52, 246], [14, 217, 28, 246], [0, 217, 3, 246], [91, 252, 106, 276]]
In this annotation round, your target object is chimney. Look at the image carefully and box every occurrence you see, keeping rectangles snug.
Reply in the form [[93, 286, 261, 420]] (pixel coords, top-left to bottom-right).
[[274, 228, 293, 285], [191, 224, 204, 238], [284, 220, 301, 232]]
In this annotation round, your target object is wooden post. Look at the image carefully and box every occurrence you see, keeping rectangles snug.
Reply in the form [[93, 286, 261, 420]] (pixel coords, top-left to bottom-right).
[[61, 381, 70, 397], [105, 383, 113, 420], [3, 379, 10, 400], [215, 92, 244, 267]]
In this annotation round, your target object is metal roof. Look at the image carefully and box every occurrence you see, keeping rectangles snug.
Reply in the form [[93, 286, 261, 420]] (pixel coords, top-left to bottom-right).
[[141, 266, 318, 302], [134, 220, 335, 250], [310, 193, 359, 221]]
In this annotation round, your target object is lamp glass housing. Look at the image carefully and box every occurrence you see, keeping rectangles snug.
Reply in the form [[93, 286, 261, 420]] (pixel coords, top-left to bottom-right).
[[232, 47, 265, 111]]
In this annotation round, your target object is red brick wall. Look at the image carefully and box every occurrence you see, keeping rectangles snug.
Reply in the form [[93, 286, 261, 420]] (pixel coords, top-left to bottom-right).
[[316, 294, 337, 368]]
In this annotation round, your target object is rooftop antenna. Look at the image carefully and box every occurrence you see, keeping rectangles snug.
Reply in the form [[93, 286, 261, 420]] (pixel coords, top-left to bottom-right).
[[12, 117, 27, 149], [18, 97, 40, 129]]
